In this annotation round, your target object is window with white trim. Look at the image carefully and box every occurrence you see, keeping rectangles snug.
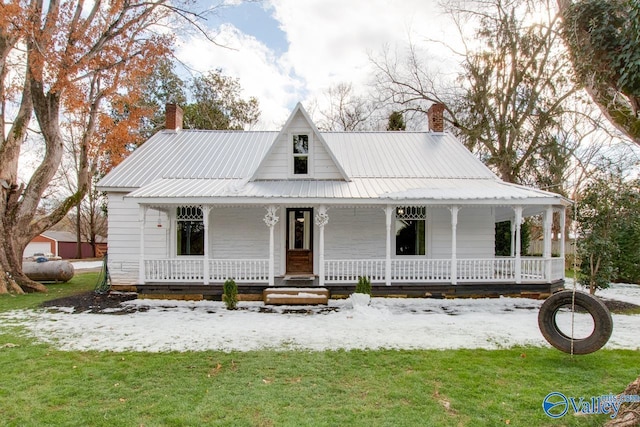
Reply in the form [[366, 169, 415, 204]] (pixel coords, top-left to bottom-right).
[[395, 206, 426, 255], [292, 134, 309, 175], [176, 206, 204, 256]]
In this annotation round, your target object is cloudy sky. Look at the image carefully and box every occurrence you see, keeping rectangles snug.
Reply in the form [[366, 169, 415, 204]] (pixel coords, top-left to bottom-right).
[[174, 0, 455, 129]]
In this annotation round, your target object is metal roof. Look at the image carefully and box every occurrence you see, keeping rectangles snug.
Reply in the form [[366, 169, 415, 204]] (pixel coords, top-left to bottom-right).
[[98, 130, 495, 190], [98, 128, 566, 207], [126, 177, 564, 206], [97, 130, 276, 189], [323, 132, 495, 179]]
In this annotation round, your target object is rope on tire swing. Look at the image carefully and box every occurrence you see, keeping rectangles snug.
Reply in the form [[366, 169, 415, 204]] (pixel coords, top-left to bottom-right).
[[570, 198, 578, 357]]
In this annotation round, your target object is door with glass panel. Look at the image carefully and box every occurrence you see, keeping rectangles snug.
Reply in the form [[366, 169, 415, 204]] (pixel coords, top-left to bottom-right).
[[286, 208, 313, 274]]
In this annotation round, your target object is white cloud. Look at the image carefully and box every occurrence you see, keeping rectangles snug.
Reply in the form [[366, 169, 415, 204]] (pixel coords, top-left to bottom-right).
[[271, 0, 453, 92], [175, 24, 302, 129], [176, 0, 457, 128]]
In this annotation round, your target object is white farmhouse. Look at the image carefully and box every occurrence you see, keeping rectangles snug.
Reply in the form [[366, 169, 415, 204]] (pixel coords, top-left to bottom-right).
[[97, 103, 569, 298]]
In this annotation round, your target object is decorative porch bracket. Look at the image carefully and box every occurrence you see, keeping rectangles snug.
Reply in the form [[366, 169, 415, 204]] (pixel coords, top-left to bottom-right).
[[315, 206, 329, 286], [137, 206, 148, 284], [263, 205, 279, 286]]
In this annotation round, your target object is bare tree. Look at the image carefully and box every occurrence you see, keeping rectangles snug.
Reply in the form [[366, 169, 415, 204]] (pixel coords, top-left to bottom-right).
[[314, 83, 381, 131], [373, 0, 584, 185]]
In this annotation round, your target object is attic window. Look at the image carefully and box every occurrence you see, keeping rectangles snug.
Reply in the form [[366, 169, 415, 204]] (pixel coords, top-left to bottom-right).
[[292, 134, 309, 175]]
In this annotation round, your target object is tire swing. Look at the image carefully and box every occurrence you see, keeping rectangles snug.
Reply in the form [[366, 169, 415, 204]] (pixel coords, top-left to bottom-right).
[[538, 290, 613, 355]]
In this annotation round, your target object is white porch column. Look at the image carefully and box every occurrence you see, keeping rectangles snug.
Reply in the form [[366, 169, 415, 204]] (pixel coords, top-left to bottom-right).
[[559, 206, 566, 259], [543, 206, 553, 283], [450, 206, 459, 285], [315, 206, 329, 287], [263, 206, 279, 286], [514, 206, 523, 284], [384, 206, 393, 286], [510, 219, 516, 257], [137, 206, 148, 284], [202, 206, 211, 285]]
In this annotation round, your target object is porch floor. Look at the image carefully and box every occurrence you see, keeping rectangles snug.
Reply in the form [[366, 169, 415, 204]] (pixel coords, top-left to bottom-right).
[[122, 279, 565, 300]]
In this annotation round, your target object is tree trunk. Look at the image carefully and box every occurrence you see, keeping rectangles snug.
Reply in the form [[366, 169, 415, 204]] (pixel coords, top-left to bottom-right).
[[76, 202, 82, 259], [605, 376, 640, 427], [0, 222, 47, 294]]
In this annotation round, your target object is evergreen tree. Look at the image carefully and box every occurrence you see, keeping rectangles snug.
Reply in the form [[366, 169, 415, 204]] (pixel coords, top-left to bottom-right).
[[387, 111, 406, 131]]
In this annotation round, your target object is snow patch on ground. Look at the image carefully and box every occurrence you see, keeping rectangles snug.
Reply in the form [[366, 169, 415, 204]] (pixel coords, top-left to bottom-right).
[[70, 260, 103, 270], [1, 283, 638, 353]]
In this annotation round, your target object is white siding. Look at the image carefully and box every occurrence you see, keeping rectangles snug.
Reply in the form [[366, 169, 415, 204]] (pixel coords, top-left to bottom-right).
[[325, 207, 386, 259], [107, 193, 169, 284], [429, 207, 452, 258], [255, 132, 289, 179], [210, 207, 270, 260], [457, 207, 495, 258], [106, 193, 139, 284], [313, 135, 344, 179], [428, 207, 494, 258]]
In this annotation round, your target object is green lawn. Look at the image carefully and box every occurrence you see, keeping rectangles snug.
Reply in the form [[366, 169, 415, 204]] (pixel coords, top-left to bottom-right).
[[0, 273, 636, 426]]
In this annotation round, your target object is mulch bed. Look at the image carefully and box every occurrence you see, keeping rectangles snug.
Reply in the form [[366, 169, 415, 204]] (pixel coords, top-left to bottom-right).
[[40, 291, 139, 314], [40, 290, 640, 315]]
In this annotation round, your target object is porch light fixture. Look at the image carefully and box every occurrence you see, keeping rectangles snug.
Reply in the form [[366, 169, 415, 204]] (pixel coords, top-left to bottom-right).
[[296, 217, 305, 223], [157, 210, 162, 228], [397, 207, 405, 216]]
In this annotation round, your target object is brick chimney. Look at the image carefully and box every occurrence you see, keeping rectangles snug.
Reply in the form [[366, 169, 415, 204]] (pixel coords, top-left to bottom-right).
[[165, 103, 183, 131], [427, 103, 445, 132]]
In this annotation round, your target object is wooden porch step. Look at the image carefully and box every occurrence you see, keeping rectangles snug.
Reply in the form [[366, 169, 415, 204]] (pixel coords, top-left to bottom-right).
[[111, 284, 138, 292], [263, 287, 329, 305]]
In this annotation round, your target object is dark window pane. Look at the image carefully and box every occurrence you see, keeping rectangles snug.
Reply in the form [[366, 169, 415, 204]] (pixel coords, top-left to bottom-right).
[[396, 219, 425, 255], [177, 220, 204, 255], [294, 156, 308, 174], [293, 134, 309, 154]]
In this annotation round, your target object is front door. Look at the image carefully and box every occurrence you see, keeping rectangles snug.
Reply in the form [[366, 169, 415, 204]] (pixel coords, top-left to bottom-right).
[[286, 208, 313, 275]]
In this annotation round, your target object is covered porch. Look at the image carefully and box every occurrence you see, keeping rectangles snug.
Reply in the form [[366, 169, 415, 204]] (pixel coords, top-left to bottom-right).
[[134, 202, 568, 290]]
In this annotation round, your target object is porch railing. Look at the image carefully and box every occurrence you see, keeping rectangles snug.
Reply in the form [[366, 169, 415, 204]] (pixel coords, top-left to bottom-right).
[[143, 257, 563, 285], [145, 259, 204, 282], [144, 258, 268, 283], [209, 259, 269, 283], [324, 259, 386, 283], [456, 258, 515, 282], [392, 259, 451, 282], [324, 257, 563, 284]]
